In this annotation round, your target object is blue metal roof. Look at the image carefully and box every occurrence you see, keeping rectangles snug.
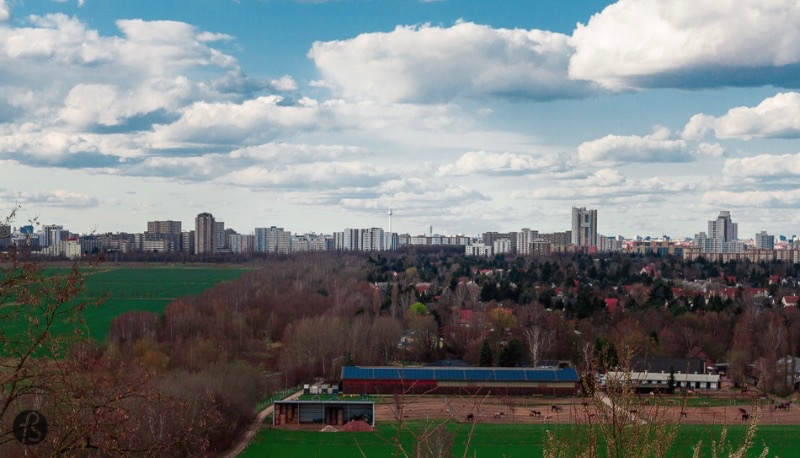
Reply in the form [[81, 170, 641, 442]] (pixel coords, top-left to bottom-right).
[[341, 366, 579, 383]]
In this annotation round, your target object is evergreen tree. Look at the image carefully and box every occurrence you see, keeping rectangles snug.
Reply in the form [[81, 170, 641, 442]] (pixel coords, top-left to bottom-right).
[[498, 339, 525, 367], [479, 339, 493, 367], [668, 366, 676, 394]]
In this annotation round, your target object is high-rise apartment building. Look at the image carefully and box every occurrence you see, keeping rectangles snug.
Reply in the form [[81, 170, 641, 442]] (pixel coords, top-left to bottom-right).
[[39, 224, 65, 248], [384, 232, 398, 251], [255, 226, 290, 253], [571, 207, 598, 247], [182, 231, 194, 254], [360, 228, 384, 251], [493, 238, 513, 255], [145, 220, 183, 252], [214, 221, 226, 250], [275, 229, 291, 254], [147, 220, 182, 234], [516, 228, 539, 255], [333, 228, 395, 251], [755, 231, 775, 250], [229, 234, 255, 254], [335, 228, 360, 251], [483, 231, 517, 253], [195, 212, 215, 255], [254, 227, 270, 253]]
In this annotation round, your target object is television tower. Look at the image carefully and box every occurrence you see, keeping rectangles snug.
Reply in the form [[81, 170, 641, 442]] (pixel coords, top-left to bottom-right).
[[388, 208, 393, 233]]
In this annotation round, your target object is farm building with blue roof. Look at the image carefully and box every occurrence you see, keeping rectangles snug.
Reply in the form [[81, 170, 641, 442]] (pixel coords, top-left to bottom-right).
[[341, 366, 580, 396]]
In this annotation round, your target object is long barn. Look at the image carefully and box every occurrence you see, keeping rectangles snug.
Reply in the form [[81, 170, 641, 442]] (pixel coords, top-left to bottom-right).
[[341, 366, 580, 396]]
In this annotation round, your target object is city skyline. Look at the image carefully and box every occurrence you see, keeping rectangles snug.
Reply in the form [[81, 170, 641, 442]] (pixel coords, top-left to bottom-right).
[[2, 1, 800, 237], [7, 208, 800, 243]]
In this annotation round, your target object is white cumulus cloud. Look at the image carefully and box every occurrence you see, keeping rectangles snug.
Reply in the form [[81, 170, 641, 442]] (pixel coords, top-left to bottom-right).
[[702, 190, 800, 209], [721, 152, 800, 183], [309, 21, 592, 103], [513, 168, 696, 202], [570, 0, 800, 89], [0, 0, 9, 22], [7, 189, 100, 208], [435, 150, 568, 176], [577, 127, 694, 163], [339, 177, 490, 214], [214, 162, 392, 189], [148, 96, 322, 147], [683, 92, 800, 140]]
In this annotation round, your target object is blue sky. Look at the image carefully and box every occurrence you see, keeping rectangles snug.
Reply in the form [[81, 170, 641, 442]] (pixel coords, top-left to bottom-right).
[[2, 0, 800, 239]]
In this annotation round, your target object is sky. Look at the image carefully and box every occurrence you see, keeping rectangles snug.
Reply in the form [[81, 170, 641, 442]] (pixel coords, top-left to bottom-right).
[[2, 0, 800, 239]]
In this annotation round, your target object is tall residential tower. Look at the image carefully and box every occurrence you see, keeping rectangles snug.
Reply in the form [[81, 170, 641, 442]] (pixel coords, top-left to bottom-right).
[[194, 212, 215, 255], [571, 207, 598, 247]]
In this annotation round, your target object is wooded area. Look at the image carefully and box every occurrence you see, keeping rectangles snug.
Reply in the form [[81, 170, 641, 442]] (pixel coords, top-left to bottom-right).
[[3, 240, 800, 455]]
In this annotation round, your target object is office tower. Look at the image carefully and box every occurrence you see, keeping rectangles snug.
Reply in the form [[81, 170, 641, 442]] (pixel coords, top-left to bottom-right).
[[194, 212, 215, 255], [695, 211, 743, 253], [709, 211, 737, 242], [571, 207, 598, 247]]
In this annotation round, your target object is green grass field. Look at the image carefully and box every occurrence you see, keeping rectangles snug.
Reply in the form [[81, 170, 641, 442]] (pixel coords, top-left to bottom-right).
[[241, 423, 800, 457], [12, 265, 251, 342]]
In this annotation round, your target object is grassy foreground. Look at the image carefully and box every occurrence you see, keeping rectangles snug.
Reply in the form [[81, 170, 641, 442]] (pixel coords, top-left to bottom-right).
[[19, 265, 251, 342], [241, 422, 799, 457]]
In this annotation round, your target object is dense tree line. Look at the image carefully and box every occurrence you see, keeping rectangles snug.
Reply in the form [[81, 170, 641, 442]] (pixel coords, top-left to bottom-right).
[[106, 250, 800, 396]]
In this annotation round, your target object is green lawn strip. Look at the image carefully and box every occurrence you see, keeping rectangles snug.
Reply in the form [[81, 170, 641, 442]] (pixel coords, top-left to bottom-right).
[[5, 266, 251, 343], [241, 423, 799, 458], [679, 396, 770, 408]]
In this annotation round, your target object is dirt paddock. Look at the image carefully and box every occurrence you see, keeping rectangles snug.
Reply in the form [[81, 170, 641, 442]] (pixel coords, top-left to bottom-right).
[[374, 395, 800, 426]]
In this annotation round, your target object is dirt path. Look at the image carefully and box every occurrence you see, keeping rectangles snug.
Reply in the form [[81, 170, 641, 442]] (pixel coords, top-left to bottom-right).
[[222, 389, 304, 458]]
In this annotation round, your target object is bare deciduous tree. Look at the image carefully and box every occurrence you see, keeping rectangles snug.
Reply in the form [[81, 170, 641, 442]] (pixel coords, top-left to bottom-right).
[[371, 316, 404, 364], [524, 325, 553, 367]]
